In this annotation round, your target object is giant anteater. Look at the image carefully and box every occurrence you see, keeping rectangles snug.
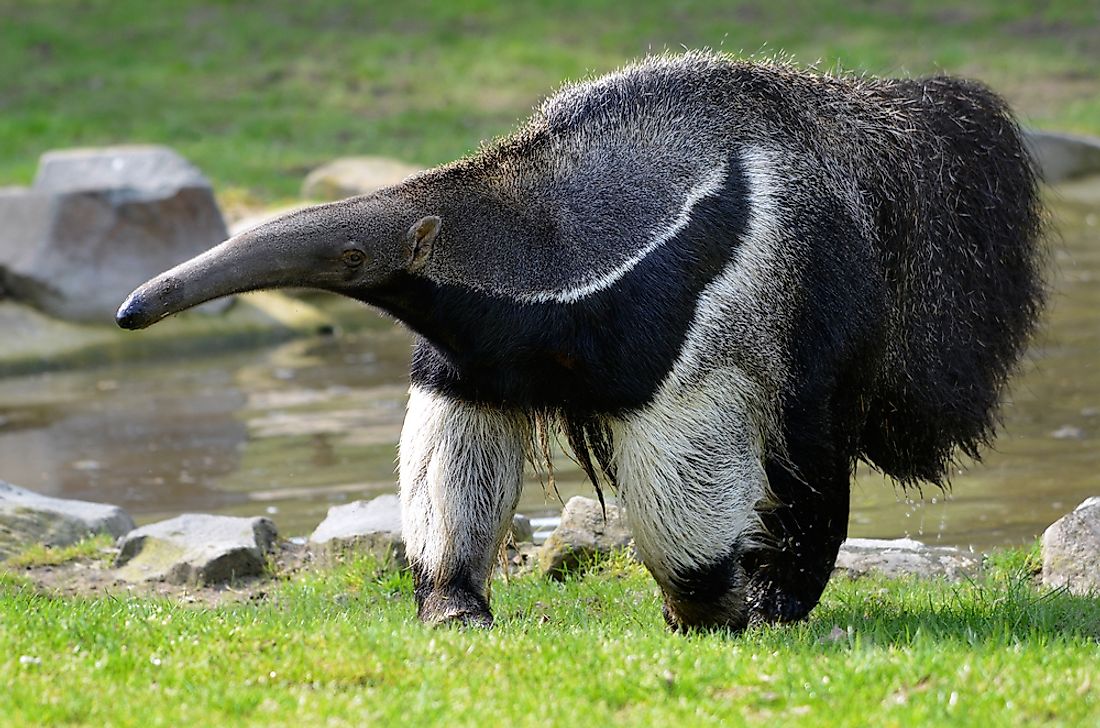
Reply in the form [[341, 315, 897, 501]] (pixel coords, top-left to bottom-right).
[[118, 52, 1045, 631]]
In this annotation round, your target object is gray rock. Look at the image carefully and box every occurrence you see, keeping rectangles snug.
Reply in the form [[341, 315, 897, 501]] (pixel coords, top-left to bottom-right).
[[511, 513, 534, 543], [1025, 130, 1100, 184], [539, 496, 633, 579], [0, 481, 134, 560], [833, 538, 981, 581], [301, 156, 421, 200], [0, 145, 230, 322], [1042, 497, 1100, 595], [33, 146, 211, 194], [308, 494, 405, 565], [114, 513, 277, 585]]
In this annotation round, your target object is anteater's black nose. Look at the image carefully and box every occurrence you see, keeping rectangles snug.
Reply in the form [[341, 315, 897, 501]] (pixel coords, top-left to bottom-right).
[[115, 293, 147, 330]]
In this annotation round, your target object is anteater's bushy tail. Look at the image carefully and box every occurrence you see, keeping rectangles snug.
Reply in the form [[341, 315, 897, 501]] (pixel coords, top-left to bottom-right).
[[859, 77, 1046, 485]]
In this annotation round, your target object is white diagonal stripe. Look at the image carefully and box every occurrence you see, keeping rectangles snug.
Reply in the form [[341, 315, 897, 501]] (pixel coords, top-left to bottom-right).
[[519, 162, 729, 304]]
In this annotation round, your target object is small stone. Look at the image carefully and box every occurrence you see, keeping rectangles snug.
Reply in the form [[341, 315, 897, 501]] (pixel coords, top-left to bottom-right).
[[538, 496, 634, 579], [1050, 425, 1085, 440], [1042, 497, 1100, 595], [0, 481, 135, 560], [308, 494, 405, 565], [19, 656, 41, 666], [301, 157, 422, 200], [114, 514, 277, 585], [833, 538, 981, 581], [511, 513, 534, 543]]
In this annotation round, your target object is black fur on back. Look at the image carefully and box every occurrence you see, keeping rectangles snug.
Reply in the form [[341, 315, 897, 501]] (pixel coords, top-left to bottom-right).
[[854, 76, 1046, 483]]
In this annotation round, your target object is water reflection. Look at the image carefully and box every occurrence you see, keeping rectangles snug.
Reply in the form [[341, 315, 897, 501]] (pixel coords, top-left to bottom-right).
[[0, 364, 248, 513], [0, 195, 1095, 550]]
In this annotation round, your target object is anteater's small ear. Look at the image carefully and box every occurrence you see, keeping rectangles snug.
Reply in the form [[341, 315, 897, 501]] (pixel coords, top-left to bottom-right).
[[406, 215, 441, 272]]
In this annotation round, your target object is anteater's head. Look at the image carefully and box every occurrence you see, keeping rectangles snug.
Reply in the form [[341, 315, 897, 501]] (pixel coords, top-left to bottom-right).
[[116, 194, 441, 330]]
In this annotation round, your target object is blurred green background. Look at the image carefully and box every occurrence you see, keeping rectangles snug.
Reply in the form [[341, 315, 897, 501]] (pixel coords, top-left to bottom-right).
[[2, 0, 1098, 207]]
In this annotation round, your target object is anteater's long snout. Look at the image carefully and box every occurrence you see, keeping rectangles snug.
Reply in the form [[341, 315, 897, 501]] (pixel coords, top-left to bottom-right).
[[114, 212, 310, 330], [114, 240, 243, 330]]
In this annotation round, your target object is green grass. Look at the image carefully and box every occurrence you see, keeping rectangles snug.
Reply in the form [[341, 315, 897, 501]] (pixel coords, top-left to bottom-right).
[[1, 549, 1098, 727], [2, 533, 115, 569], [2, 0, 1098, 202]]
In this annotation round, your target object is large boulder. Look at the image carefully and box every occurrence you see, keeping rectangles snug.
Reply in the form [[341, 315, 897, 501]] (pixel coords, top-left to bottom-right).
[[1042, 497, 1100, 595], [1024, 130, 1100, 184], [0, 481, 135, 560], [33, 147, 213, 194], [0, 146, 230, 322], [833, 538, 982, 581], [539, 496, 634, 579], [301, 156, 421, 200], [308, 494, 406, 564], [114, 513, 277, 585]]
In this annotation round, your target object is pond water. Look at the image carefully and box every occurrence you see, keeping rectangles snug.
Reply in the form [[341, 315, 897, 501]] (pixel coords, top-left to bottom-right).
[[0, 194, 1096, 551]]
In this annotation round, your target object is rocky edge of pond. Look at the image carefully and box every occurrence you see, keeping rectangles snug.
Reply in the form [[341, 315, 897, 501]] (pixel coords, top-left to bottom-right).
[[3, 482, 1099, 600], [0, 481, 134, 561]]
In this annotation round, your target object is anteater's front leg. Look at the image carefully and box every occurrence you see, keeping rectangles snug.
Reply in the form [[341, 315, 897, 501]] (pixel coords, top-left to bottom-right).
[[399, 386, 528, 627]]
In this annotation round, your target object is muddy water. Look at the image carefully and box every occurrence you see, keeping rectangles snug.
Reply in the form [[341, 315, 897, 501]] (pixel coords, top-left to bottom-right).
[[0, 195, 1096, 551]]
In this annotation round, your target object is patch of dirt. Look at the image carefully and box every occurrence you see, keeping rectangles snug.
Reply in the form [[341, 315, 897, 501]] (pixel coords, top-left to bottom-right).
[[2, 541, 313, 606], [5, 540, 543, 605]]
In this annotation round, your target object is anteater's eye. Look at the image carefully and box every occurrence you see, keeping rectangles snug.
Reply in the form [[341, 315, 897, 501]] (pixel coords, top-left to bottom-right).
[[341, 249, 367, 267]]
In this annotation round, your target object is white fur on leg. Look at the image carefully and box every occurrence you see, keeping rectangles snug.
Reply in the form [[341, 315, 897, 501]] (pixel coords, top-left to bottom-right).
[[399, 386, 528, 589], [609, 366, 768, 585]]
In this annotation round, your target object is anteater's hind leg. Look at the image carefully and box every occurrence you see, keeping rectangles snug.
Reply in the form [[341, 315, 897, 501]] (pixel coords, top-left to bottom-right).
[[742, 456, 851, 625], [609, 369, 770, 632], [399, 386, 528, 627]]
